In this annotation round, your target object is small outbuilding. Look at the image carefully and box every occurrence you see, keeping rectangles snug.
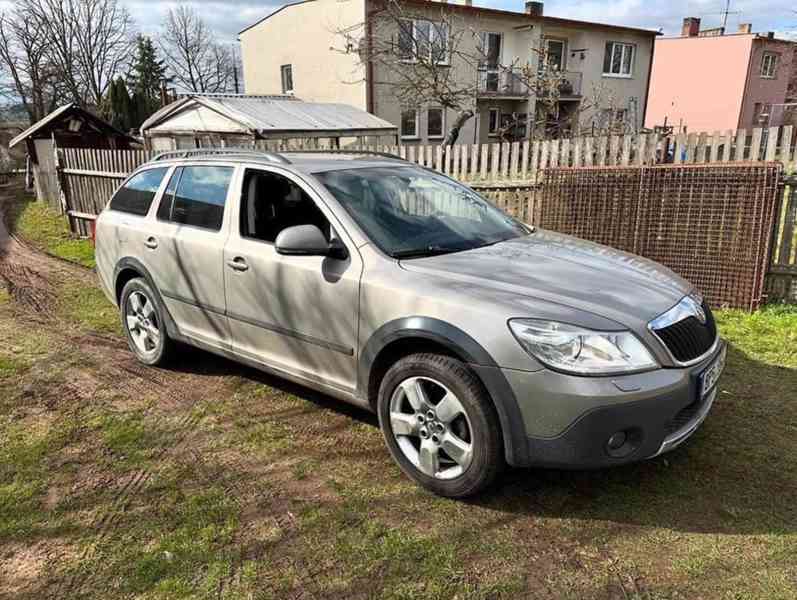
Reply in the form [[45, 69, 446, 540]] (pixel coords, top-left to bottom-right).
[[140, 94, 398, 151], [9, 103, 139, 207]]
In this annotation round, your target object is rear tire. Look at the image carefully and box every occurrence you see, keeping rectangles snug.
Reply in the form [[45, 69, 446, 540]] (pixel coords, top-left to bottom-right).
[[120, 278, 174, 366], [377, 353, 504, 498]]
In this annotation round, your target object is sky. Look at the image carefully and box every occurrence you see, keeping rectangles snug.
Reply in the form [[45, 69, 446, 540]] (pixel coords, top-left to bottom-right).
[[0, 0, 794, 44], [116, 0, 796, 43]]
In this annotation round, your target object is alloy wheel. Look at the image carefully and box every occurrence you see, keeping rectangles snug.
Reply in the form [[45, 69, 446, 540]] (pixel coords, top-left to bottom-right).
[[389, 376, 474, 480], [125, 291, 161, 356]]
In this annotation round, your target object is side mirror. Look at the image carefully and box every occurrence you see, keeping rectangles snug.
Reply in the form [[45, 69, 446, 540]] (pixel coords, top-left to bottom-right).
[[275, 225, 348, 259]]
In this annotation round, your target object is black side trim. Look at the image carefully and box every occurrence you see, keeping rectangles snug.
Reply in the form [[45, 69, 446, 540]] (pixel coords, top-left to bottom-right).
[[359, 317, 528, 465], [159, 289, 354, 356], [227, 310, 354, 356]]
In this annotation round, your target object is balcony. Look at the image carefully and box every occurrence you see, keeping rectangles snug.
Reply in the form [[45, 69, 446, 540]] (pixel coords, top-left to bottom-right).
[[477, 68, 583, 100]]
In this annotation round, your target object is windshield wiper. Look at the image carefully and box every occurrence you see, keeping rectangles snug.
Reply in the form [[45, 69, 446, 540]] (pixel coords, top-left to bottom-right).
[[392, 245, 464, 259]]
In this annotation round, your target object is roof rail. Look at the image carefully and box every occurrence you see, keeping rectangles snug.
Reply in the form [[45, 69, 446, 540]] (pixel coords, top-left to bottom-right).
[[150, 148, 292, 164], [281, 149, 406, 161]]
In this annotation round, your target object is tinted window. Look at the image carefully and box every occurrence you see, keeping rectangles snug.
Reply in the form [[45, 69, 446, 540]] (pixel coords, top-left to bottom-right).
[[171, 166, 234, 231], [157, 167, 182, 221], [109, 168, 168, 216], [240, 169, 330, 243]]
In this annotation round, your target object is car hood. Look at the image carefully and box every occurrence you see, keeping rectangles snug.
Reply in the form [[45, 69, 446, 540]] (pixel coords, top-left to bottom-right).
[[399, 229, 692, 328]]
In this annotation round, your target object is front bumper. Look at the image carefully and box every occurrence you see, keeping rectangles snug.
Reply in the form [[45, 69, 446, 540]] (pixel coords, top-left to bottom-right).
[[503, 341, 725, 468]]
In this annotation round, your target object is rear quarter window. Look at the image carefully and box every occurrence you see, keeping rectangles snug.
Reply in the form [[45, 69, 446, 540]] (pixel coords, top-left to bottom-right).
[[109, 168, 169, 216]]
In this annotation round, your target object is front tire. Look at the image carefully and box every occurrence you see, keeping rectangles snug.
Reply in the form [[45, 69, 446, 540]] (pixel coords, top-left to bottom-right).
[[377, 353, 504, 498], [120, 278, 174, 366]]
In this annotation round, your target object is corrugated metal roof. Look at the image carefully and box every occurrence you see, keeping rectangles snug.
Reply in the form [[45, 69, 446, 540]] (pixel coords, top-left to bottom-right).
[[141, 94, 397, 138]]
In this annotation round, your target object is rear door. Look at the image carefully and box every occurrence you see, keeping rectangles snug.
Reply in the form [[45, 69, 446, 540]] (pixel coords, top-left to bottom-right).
[[223, 166, 362, 394], [148, 163, 238, 349]]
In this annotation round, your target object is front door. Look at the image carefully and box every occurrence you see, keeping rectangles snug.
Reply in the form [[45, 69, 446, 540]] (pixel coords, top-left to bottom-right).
[[223, 167, 362, 394], [149, 163, 236, 349]]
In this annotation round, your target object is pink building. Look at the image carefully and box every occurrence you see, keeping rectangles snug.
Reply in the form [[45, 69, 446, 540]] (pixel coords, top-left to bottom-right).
[[645, 18, 797, 133]]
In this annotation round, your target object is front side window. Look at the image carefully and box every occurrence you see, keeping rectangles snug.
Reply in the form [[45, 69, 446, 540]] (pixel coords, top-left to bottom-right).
[[603, 42, 634, 77], [401, 108, 419, 139], [109, 167, 168, 216], [167, 166, 234, 231], [761, 52, 778, 78], [314, 166, 528, 258], [427, 108, 444, 138], [240, 169, 330, 243], [281, 64, 293, 93]]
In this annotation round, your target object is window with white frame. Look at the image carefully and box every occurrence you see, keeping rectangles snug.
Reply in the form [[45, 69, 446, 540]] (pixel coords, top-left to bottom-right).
[[603, 42, 635, 77], [401, 108, 419, 139], [427, 108, 444, 139], [487, 108, 500, 136], [761, 52, 778, 78], [398, 19, 449, 64], [281, 65, 293, 93]]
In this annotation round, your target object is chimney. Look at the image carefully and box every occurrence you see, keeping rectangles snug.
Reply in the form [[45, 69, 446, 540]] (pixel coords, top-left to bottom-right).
[[738, 23, 752, 34], [464, 0, 472, 4], [682, 17, 701, 37], [525, 1, 543, 16]]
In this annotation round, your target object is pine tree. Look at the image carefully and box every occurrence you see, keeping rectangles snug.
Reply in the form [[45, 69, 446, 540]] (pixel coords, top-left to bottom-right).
[[127, 35, 168, 127], [106, 77, 133, 132]]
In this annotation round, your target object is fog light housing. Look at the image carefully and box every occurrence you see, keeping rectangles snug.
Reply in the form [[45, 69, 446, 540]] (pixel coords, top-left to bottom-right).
[[605, 428, 642, 458]]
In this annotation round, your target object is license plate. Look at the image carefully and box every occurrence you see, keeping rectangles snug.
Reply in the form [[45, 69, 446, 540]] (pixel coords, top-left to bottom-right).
[[700, 345, 726, 399]]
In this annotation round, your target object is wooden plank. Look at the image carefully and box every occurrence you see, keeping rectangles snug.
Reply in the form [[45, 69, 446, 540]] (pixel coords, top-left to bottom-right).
[[559, 138, 570, 168], [648, 134, 660, 164], [550, 139, 560, 168], [596, 136, 607, 166], [686, 132, 698, 163], [695, 132, 708, 163], [781, 125, 794, 165], [765, 126, 779, 161], [435, 146, 443, 172], [673, 133, 685, 164], [620, 135, 632, 165], [530, 141, 540, 176], [734, 129, 747, 161], [721, 130, 733, 162], [572, 137, 582, 168], [460, 144, 469, 180], [539, 140, 549, 171], [452, 144, 461, 179], [407, 145, 416, 164], [750, 128, 763, 161], [480, 144, 489, 179], [777, 188, 796, 266], [510, 141, 520, 179], [520, 140, 530, 179], [444, 145, 452, 175], [608, 136, 619, 166], [61, 168, 127, 179], [470, 144, 479, 179], [709, 131, 721, 162], [490, 143, 500, 180], [635, 134, 647, 165], [584, 137, 594, 167], [500, 142, 510, 178]]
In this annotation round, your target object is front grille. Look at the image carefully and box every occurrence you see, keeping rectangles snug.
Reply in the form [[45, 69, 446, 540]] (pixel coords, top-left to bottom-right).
[[653, 301, 717, 363]]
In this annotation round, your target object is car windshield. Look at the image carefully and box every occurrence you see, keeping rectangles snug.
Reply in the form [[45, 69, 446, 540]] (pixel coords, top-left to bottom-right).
[[314, 166, 529, 258]]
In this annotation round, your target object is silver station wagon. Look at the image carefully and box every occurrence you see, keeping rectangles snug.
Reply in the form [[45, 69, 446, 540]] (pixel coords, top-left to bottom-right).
[[95, 149, 726, 497]]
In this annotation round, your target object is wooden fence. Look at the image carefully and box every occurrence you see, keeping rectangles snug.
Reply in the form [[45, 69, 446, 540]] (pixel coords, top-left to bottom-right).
[[47, 130, 797, 304]]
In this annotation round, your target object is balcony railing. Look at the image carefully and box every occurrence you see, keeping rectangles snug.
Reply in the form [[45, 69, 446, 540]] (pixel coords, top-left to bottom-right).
[[477, 69, 583, 99]]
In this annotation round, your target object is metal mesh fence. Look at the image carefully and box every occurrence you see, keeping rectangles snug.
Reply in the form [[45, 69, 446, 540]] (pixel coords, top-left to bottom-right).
[[539, 164, 783, 310]]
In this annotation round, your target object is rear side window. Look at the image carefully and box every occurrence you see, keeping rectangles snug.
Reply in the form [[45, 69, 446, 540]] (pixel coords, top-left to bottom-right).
[[109, 168, 168, 216], [169, 166, 234, 231], [157, 167, 182, 221]]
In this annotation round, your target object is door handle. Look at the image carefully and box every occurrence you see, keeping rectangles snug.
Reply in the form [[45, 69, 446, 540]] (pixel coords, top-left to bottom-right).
[[227, 257, 249, 272], [144, 237, 158, 250]]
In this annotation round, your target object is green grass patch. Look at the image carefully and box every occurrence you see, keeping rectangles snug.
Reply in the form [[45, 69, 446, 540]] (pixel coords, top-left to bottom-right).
[[58, 281, 120, 334], [13, 200, 95, 268], [716, 304, 797, 368]]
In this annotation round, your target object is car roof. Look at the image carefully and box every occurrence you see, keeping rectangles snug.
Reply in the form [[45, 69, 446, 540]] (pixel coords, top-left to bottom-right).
[[145, 150, 415, 175]]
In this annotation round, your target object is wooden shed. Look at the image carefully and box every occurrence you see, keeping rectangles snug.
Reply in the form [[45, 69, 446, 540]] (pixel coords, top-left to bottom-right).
[[140, 94, 398, 151], [9, 103, 139, 209]]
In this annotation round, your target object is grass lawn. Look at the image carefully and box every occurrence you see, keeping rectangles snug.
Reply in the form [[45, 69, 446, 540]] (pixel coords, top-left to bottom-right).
[[1, 200, 796, 599]]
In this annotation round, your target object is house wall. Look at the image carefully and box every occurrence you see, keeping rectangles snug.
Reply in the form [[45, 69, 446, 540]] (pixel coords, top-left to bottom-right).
[[739, 38, 796, 128], [645, 35, 754, 132], [541, 23, 655, 132], [240, 0, 367, 109], [370, 6, 541, 145]]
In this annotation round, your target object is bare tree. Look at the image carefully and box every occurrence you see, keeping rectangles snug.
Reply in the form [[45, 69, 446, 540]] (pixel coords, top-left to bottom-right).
[[0, 6, 62, 124], [19, 0, 134, 109], [336, 0, 634, 144], [160, 6, 236, 94]]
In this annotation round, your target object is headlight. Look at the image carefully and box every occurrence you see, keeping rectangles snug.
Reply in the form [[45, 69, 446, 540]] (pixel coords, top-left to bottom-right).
[[508, 319, 658, 375]]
